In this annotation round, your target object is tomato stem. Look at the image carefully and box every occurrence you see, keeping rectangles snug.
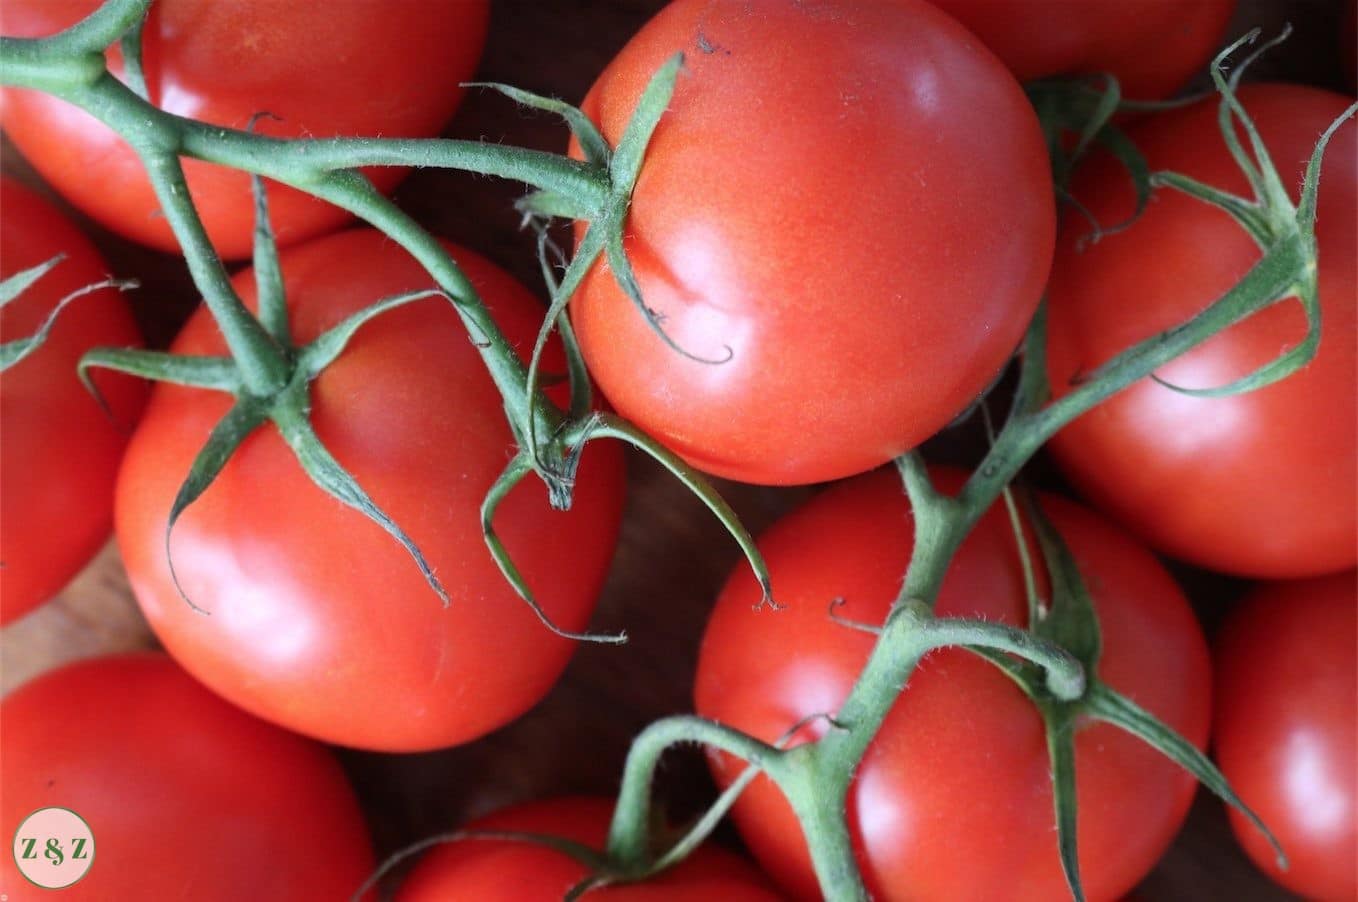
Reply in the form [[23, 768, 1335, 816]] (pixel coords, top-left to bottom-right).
[[607, 716, 786, 869], [2, 10, 608, 427], [1, 0, 783, 638], [780, 746, 863, 902], [136, 150, 292, 395]]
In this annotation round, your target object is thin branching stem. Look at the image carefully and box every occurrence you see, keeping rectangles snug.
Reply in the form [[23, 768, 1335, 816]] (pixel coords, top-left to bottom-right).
[[1, 12, 1338, 902], [607, 716, 785, 868]]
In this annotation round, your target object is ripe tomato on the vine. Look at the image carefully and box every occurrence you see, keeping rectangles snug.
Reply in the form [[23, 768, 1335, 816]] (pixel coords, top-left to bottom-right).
[[0, 0, 488, 258], [0, 178, 146, 624], [0, 654, 375, 900], [396, 797, 782, 901], [571, 0, 1054, 486], [1045, 84, 1356, 578], [695, 469, 1210, 901], [1214, 572, 1356, 901], [928, 0, 1235, 99], [116, 230, 625, 752]]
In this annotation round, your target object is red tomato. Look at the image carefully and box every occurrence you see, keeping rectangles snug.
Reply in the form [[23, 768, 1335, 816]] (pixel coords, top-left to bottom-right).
[[116, 230, 625, 752], [695, 468, 1211, 901], [1046, 84, 1357, 578], [571, 0, 1054, 486], [1214, 572, 1356, 901], [0, 654, 374, 900], [0, 178, 146, 624], [0, 0, 488, 259], [396, 796, 783, 901], [927, 0, 1235, 100]]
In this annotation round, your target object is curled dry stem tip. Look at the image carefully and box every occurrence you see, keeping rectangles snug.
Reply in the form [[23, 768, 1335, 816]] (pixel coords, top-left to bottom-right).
[[827, 597, 882, 635]]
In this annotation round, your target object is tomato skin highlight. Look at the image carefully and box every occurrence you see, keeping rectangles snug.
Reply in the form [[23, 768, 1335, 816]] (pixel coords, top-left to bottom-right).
[[115, 230, 625, 752], [1046, 84, 1357, 578], [695, 468, 1210, 901], [395, 797, 783, 901], [0, 178, 146, 624], [1214, 572, 1357, 901], [0, 654, 375, 900], [571, 0, 1054, 486], [927, 0, 1235, 100], [0, 0, 488, 259]]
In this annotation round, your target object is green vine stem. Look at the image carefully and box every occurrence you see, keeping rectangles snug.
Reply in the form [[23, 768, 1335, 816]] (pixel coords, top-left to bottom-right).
[[599, 601, 1087, 899], [3, 9, 596, 413], [6, 7, 1353, 899], [0, 0, 778, 618]]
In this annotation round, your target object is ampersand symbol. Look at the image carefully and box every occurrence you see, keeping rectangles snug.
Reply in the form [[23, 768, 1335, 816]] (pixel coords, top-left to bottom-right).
[[43, 838, 64, 866]]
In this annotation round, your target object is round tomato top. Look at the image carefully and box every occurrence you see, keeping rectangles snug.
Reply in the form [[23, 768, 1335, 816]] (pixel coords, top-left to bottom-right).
[[115, 229, 625, 752], [695, 468, 1211, 901], [0, 178, 146, 624], [0, 654, 375, 900], [1046, 84, 1357, 578], [570, 0, 1054, 485], [0, 0, 488, 258], [396, 796, 783, 901], [928, 0, 1236, 100], [1214, 572, 1357, 901]]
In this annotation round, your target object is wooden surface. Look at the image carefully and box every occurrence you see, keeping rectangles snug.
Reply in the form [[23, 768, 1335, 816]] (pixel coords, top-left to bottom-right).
[[1, 1, 1351, 899]]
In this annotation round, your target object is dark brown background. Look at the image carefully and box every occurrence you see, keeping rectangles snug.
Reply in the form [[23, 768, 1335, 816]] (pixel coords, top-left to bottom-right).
[[2, 1, 1353, 899]]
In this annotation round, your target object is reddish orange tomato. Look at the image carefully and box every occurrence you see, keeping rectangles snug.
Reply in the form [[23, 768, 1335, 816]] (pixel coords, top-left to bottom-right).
[[0, 654, 375, 900], [0, 0, 488, 258], [0, 178, 146, 624], [928, 0, 1235, 99], [1214, 573, 1356, 901], [571, 0, 1054, 485], [695, 469, 1210, 901], [1045, 84, 1356, 578], [116, 230, 625, 752], [396, 797, 783, 901]]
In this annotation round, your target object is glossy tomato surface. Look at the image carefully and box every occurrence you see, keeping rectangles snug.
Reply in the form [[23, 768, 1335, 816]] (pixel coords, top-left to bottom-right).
[[0, 178, 145, 624], [1046, 84, 1357, 577], [0, 0, 488, 258], [116, 230, 625, 752], [396, 796, 782, 901], [0, 654, 374, 900], [571, 0, 1054, 485], [695, 468, 1211, 901], [928, 0, 1235, 99], [1214, 572, 1356, 901]]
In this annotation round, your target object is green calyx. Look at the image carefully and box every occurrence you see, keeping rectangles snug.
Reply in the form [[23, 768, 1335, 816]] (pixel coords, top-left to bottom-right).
[[984, 492, 1285, 902], [81, 215, 457, 615], [479, 53, 777, 611], [1028, 73, 1154, 247], [1146, 28, 1356, 398], [67, 155, 466, 615], [1033, 29, 1356, 402]]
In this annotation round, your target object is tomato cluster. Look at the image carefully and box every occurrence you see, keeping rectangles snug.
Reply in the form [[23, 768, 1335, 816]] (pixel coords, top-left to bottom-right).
[[1, 1, 1354, 900]]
